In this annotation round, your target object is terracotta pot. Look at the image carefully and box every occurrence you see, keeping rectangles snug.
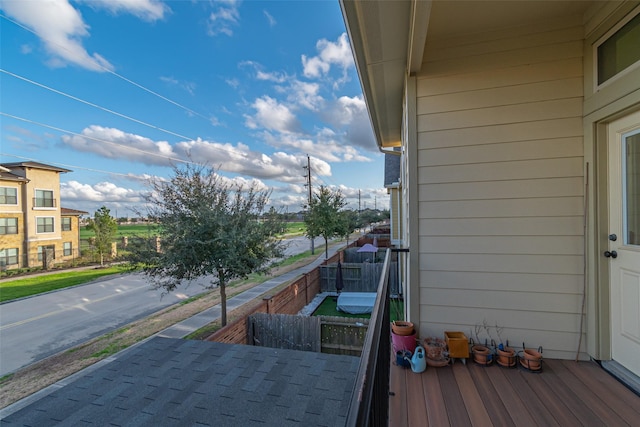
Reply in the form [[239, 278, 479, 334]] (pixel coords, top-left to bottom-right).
[[472, 345, 492, 365], [426, 357, 450, 367], [496, 347, 516, 367], [424, 337, 446, 360], [391, 321, 414, 336], [521, 348, 542, 371]]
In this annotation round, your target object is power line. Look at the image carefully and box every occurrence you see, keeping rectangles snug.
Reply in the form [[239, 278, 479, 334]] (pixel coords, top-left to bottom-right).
[[1, 13, 212, 124], [1, 112, 189, 165], [0, 152, 146, 179], [1, 69, 194, 142]]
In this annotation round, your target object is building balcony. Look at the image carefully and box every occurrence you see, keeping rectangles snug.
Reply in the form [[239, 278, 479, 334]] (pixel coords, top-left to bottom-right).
[[349, 249, 640, 426]]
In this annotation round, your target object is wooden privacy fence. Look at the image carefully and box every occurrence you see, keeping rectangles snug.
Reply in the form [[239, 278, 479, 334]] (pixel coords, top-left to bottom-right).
[[206, 268, 321, 344], [248, 312, 370, 356], [319, 262, 399, 295]]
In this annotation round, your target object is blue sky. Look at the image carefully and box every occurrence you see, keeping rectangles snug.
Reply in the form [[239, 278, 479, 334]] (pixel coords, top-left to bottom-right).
[[0, 0, 387, 217]]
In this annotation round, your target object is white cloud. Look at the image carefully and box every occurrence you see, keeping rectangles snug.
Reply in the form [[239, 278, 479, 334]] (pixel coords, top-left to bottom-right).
[[302, 33, 353, 81], [1, 0, 113, 71], [61, 180, 144, 203], [288, 80, 323, 112], [261, 130, 372, 164], [61, 125, 179, 165], [207, 0, 240, 36], [160, 76, 196, 95], [2, 0, 168, 71], [244, 96, 300, 134], [324, 95, 376, 151], [263, 10, 276, 27], [79, 0, 168, 22], [60, 125, 332, 184]]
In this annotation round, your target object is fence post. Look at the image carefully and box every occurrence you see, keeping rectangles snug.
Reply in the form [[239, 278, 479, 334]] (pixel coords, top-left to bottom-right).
[[263, 295, 273, 314]]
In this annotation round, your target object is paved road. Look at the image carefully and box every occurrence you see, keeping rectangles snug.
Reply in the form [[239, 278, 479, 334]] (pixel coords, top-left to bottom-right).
[[0, 236, 326, 376]]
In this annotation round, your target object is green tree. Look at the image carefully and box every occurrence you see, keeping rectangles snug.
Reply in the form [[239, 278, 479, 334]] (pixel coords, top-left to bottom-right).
[[132, 164, 284, 326], [87, 206, 118, 266], [304, 186, 347, 259]]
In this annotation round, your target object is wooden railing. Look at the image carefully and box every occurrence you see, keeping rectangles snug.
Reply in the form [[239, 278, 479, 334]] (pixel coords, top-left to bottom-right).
[[345, 248, 392, 427]]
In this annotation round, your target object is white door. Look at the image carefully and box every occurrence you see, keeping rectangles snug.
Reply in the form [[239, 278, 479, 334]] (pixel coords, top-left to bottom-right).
[[608, 110, 640, 377]]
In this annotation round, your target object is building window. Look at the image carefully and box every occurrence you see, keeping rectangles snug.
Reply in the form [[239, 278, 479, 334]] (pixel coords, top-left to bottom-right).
[[63, 242, 72, 256], [597, 9, 640, 85], [37, 245, 55, 261], [0, 248, 19, 267], [61, 217, 72, 231], [0, 187, 18, 205], [34, 189, 55, 208], [37, 217, 54, 233], [0, 217, 18, 234]]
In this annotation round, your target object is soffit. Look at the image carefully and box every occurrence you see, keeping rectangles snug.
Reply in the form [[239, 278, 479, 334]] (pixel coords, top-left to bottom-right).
[[342, 0, 604, 151]]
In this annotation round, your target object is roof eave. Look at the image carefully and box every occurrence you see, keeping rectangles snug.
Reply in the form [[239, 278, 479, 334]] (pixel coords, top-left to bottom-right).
[[341, 0, 430, 152]]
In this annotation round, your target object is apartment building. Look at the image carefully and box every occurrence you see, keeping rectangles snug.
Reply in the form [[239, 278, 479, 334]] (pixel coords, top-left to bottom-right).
[[0, 161, 86, 269]]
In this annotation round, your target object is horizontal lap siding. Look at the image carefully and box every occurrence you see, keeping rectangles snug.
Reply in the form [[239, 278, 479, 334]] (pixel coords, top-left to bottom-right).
[[416, 19, 585, 359]]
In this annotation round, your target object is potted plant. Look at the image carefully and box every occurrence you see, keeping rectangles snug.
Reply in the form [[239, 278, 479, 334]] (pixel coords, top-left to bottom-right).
[[494, 324, 516, 367], [391, 321, 416, 353], [520, 345, 543, 371], [391, 320, 414, 336], [470, 323, 493, 365]]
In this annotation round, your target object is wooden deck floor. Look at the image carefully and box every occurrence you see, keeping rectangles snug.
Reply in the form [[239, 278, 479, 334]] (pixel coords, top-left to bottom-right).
[[389, 357, 640, 426]]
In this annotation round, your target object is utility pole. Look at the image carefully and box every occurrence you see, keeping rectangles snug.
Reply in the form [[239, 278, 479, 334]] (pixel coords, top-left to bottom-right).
[[303, 155, 314, 254]]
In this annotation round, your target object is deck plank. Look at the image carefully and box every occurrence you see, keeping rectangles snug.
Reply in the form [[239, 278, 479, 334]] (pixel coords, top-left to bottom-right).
[[405, 369, 428, 427], [562, 360, 640, 424], [422, 367, 449, 427], [437, 365, 472, 427], [486, 365, 538, 427], [537, 360, 599, 426], [389, 362, 408, 427], [388, 354, 640, 427], [501, 362, 561, 426], [544, 359, 629, 426], [519, 361, 583, 426], [452, 363, 492, 426], [467, 363, 515, 427]]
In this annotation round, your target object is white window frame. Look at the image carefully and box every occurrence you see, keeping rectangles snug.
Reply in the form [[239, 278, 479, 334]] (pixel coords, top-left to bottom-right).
[[0, 217, 18, 235], [0, 248, 19, 266], [34, 188, 55, 209], [0, 186, 18, 205], [36, 216, 55, 233], [593, 5, 640, 91]]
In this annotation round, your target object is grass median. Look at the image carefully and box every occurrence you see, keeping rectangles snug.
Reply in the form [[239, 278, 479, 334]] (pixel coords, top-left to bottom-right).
[[0, 265, 131, 303]]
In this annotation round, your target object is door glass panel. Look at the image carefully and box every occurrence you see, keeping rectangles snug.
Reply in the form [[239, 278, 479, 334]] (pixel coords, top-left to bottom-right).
[[624, 130, 640, 245]]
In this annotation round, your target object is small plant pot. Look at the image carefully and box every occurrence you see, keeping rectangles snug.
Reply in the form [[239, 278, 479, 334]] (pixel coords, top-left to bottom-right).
[[392, 330, 417, 354], [391, 321, 414, 336], [424, 337, 446, 360], [471, 345, 493, 365], [496, 347, 516, 367], [520, 347, 543, 371]]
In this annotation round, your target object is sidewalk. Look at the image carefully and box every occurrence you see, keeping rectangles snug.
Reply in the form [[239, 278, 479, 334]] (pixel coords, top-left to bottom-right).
[[1, 243, 345, 418]]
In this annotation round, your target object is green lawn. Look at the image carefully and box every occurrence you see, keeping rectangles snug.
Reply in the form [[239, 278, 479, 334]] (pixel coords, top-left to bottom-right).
[[80, 222, 304, 241], [80, 224, 159, 241], [0, 266, 131, 302], [312, 296, 405, 322]]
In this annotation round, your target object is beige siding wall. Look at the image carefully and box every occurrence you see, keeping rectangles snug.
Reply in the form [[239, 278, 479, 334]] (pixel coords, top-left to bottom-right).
[[415, 18, 585, 359]]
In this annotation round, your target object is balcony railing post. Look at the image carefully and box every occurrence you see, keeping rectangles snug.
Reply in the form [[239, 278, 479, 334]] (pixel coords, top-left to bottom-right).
[[345, 248, 392, 426]]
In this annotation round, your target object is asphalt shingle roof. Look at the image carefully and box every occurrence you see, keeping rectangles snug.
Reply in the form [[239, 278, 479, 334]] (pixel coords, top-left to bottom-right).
[[1, 337, 359, 426]]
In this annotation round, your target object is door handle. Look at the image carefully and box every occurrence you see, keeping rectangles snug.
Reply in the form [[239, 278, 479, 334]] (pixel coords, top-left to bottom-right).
[[604, 250, 618, 259]]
